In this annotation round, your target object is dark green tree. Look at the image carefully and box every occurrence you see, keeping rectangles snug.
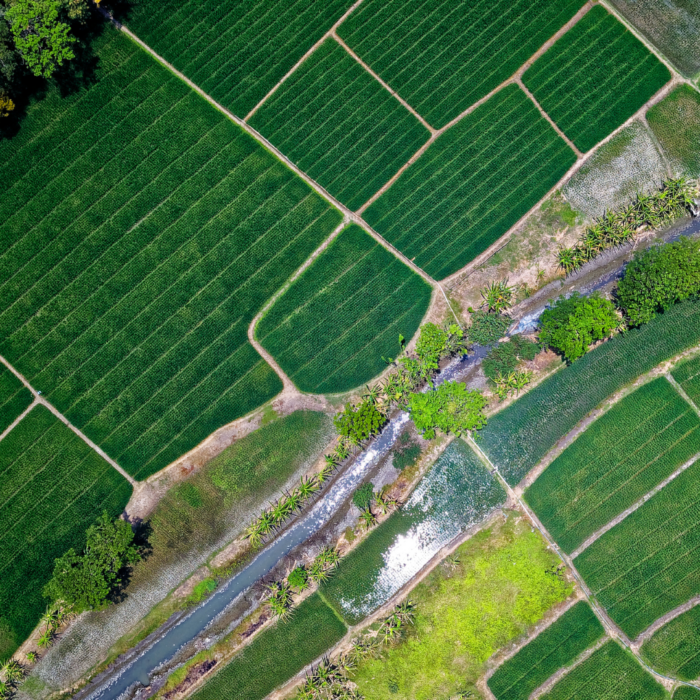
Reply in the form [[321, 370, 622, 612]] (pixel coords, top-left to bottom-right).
[[352, 482, 375, 511], [333, 400, 385, 445]]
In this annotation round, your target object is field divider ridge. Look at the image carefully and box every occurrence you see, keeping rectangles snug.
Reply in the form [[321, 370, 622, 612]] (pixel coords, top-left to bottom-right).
[[666, 372, 700, 418], [632, 594, 700, 650], [0, 399, 37, 443], [0, 354, 138, 486]]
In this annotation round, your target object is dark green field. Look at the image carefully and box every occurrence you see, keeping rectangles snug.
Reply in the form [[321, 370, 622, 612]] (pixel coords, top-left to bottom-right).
[[0, 365, 32, 435], [338, 0, 584, 129], [0, 28, 341, 480], [673, 354, 700, 408], [675, 687, 700, 700], [0, 406, 132, 660], [523, 5, 671, 152], [256, 225, 431, 393], [363, 85, 575, 279], [250, 40, 430, 211], [527, 378, 700, 554], [642, 604, 700, 681]]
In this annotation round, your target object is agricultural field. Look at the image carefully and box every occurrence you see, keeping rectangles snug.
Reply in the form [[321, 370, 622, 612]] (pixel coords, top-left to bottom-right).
[[0, 27, 342, 480], [363, 85, 576, 279], [0, 365, 32, 435], [479, 298, 700, 486], [672, 354, 700, 407], [249, 40, 430, 211], [642, 603, 700, 681], [523, 6, 671, 153], [526, 378, 700, 554], [488, 602, 605, 700], [575, 456, 700, 639], [0, 406, 132, 660], [337, 0, 584, 129], [256, 225, 432, 394], [126, 0, 354, 118], [190, 593, 346, 700], [321, 439, 506, 624], [539, 641, 667, 700], [676, 688, 700, 700]]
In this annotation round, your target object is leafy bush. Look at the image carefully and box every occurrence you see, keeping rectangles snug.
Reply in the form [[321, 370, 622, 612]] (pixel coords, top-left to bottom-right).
[[415, 322, 450, 370], [482, 336, 539, 381], [287, 566, 308, 591], [409, 382, 487, 439], [353, 483, 375, 511], [333, 400, 385, 445], [468, 311, 511, 346]]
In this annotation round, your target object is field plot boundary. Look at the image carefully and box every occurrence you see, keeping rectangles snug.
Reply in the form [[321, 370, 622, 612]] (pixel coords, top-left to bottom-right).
[[0, 399, 36, 443], [668, 373, 700, 418], [635, 596, 700, 649]]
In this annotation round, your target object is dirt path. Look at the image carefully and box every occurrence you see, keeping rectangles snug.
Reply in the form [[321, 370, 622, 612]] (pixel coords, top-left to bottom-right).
[[633, 595, 700, 650], [0, 399, 36, 442], [667, 372, 700, 417]]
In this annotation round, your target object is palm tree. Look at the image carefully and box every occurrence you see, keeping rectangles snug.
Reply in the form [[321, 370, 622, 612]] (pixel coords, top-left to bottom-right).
[[1, 660, 24, 686], [359, 508, 377, 530], [394, 600, 416, 624], [480, 279, 515, 313], [37, 630, 52, 649], [297, 476, 319, 501]]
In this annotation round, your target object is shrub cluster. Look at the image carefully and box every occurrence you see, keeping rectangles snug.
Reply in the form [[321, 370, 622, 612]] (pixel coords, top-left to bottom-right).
[[468, 310, 512, 346]]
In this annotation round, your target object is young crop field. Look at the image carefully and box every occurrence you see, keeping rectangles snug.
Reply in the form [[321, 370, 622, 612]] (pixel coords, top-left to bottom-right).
[[539, 641, 666, 700], [321, 439, 506, 624], [675, 687, 700, 700], [479, 299, 700, 486], [526, 378, 700, 554], [575, 457, 700, 639], [0, 365, 32, 435], [488, 602, 605, 700], [673, 354, 700, 408], [523, 5, 671, 153], [249, 40, 430, 211], [337, 0, 584, 129], [363, 85, 576, 279], [0, 27, 342, 480], [642, 603, 700, 681], [190, 593, 346, 700], [126, 0, 354, 118], [0, 406, 132, 660], [256, 225, 431, 394]]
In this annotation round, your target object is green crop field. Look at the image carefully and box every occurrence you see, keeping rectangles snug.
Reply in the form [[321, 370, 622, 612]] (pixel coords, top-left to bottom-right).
[[363, 85, 575, 279], [250, 40, 430, 211], [337, 0, 584, 129], [0, 28, 341, 480], [126, 0, 354, 118], [523, 5, 671, 153], [675, 687, 700, 700], [540, 641, 666, 700], [256, 225, 431, 393], [0, 365, 32, 435], [488, 602, 605, 700], [575, 457, 700, 639], [642, 604, 700, 681], [672, 354, 700, 408], [0, 406, 132, 660], [190, 593, 346, 700], [479, 299, 700, 486], [527, 378, 700, 554]]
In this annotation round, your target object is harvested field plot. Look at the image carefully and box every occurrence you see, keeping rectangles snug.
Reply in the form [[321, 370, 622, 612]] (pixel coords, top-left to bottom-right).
[[249, 40, 430, 211], [523, 6, 671, 152], [488, 601, 604, 700], [126, 0, 354, 118], [0, 406, 132, 660], [642, 603, 700, 681], [337, 0, 584, 129], [190, 593, 346, 700], [363, 85, 575, 279], [575, 457, 700, 638], [0, 29, 341, 480], [479, 299, 700, 486], [0, 365, 32, 435], [256, 225, 431, 393], [540, 641, 666, 700], [527, 378, 700, 554], [673, 354, 700, 408]]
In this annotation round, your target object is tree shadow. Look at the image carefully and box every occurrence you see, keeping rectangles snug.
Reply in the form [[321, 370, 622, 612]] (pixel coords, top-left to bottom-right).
[[109, 518, 153, 604]]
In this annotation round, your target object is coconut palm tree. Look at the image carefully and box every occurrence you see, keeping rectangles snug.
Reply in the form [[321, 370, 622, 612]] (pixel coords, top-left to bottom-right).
[[480, 279, 515, 313], [359, 508, 377, 530], [297, 476, 319, 501]]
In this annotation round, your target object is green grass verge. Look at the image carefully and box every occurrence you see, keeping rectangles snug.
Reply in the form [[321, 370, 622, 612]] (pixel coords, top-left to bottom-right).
[[338, 0, 584, 129], [488, 601, 605, 700], [190, 593, 346, 700], [0, 406, 132, 660], [0, 27, 341, 479], [673, 354, 700, 407], [363, 85, 576, 279], [250, 40, 430, 211], [0, 365, 31, 435], [575, 456, 700, 638], [479, 299, 700, 486], [523, 5, 671, 152], [256, 225, 432, 393], [527, 378, 700, 554]]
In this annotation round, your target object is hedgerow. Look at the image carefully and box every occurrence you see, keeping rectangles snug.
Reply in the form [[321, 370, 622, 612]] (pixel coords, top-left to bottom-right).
[[642, 604, 700, 681], [0, 365, 31, 435]]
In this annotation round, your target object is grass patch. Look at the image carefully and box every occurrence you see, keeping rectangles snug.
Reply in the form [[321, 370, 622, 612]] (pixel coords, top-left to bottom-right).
[[523, 6, 671, 152], [364, 85, 576, 279], [0, 365, 31, 434], [672, 354, 700, 407]]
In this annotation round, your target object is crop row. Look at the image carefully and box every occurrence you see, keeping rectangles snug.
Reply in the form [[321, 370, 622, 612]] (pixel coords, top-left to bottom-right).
[[527, 377, 700, 553], [673, 354, 700, 409], [364, 85, 575, 279], [0, 365, 31, 435]]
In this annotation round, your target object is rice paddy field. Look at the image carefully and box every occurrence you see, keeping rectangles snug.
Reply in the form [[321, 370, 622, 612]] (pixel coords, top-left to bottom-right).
[[0, 365, 32, 435], [363, 85, 576, 279], [337, 0, 584, 129], [523, 6, 671, 153], [249, 40, 430, 211], [256, 225, 431, 394], [488, 601, 604, 700], [642, 604, 700, 681], [0, 406, 132, 660], [526, 378, 700, 554], [673, 354, 700, 407], [479, 299, 700, 486]]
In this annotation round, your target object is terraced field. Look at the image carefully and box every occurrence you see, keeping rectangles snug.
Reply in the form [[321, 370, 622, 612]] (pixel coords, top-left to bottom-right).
[[256, 225, 431, 393], [523, 5, 671, 152], [642, 604, 700, 681], [363, 85, 576, 279], [0, 365, 31, 435]]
